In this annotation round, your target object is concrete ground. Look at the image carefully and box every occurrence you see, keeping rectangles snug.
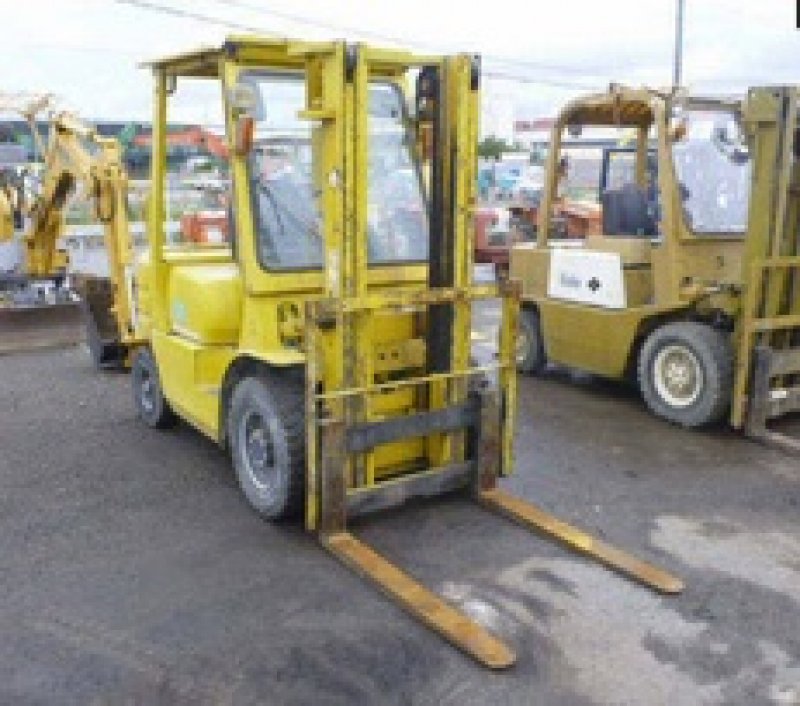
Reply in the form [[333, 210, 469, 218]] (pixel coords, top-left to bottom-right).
[[1, 324, 799, 704]]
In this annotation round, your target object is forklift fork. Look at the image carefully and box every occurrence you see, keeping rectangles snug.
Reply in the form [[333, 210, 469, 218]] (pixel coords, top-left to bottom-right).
[[310, 362, 683, 669], [304, 50, 681, 669], [323, 531, 516, 669]]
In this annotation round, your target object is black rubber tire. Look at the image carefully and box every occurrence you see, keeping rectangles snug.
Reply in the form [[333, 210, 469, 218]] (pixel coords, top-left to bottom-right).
[[517, 308, 546, 374], [228, 375, 305, 521], [131, 347, 178, 429], [638, 322, 732, 428]]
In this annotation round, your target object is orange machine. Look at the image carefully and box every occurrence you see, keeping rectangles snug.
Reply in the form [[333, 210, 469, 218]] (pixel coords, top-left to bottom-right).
[[179, 210, 229, 244], [133, 125, 229, 160]]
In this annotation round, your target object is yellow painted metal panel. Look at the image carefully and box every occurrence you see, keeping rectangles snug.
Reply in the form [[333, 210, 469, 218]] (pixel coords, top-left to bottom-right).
[[539, 300, 645, 378], [168, 264, 242, 344], [151, 330, 231, 438]]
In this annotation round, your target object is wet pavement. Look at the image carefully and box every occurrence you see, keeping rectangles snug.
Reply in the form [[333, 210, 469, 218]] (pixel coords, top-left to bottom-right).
[[0, 333, 798, 705]]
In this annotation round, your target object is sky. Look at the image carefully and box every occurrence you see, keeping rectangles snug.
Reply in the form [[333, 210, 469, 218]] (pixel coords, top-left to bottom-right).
[[0, 0, 796, 138]]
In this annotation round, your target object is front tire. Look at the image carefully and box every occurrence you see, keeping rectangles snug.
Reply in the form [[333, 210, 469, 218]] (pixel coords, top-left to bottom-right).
[[131, 347, 177, 429], [517, 308, 546, 374], [638, 322, 732, 428], [228, 375, 305, 521]]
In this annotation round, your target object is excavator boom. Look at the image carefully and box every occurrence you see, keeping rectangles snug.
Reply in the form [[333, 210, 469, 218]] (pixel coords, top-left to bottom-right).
[[0, 107, 136, 361]]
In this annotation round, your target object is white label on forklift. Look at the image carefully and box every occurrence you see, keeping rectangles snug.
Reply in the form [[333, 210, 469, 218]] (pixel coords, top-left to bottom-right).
[[548, 249, 626, 309]]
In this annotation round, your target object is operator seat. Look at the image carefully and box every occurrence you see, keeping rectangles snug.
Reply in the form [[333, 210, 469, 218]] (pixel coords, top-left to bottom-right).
[[601, 182, 656, 237]]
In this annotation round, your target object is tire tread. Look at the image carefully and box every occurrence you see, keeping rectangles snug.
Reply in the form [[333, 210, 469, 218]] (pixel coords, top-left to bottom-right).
[[638, 321, 732, 428], [228, 372, 305, 520]]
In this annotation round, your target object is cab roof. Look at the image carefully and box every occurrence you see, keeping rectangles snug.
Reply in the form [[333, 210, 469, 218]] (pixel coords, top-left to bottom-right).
[[559, 87, 658, 128], [140, 37, 338, 77], [557, 85, 742, 129], [141, 36, 443, 78]]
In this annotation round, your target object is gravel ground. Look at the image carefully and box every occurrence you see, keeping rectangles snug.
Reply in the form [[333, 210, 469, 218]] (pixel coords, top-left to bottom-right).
[[0, 338, 798, 706]]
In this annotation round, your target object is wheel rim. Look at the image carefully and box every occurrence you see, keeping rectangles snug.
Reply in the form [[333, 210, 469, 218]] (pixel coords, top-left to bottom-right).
[[653, 344, 703, 408], [239, 409, 278, 493], [139, 368, 156, 414]]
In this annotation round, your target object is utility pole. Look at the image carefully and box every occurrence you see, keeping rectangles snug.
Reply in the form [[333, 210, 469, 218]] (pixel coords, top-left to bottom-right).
[[673, 0, 685, 89]]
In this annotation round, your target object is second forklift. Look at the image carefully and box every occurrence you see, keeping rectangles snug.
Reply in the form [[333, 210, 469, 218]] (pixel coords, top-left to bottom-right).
[[513, 85, 800, 450]]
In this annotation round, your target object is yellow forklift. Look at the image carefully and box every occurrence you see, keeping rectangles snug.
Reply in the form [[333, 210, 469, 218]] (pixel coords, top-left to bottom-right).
[[115, 38, 682, 668], [513, 85, 800, 451]]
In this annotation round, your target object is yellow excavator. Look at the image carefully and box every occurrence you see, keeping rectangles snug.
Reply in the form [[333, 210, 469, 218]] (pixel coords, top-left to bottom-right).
[[0, 103, 135, 361]]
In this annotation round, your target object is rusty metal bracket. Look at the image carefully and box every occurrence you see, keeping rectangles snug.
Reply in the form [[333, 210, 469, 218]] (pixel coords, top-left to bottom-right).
[[347, 400, 478, 453], [346, 462, 473, 517]]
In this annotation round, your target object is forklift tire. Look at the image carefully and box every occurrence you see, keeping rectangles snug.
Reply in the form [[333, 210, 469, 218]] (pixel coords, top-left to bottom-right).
[[228, 375, 305, 521], [131, 347, 177, 429], [638, 322, 732, 428], [517, 308, 546, 374]]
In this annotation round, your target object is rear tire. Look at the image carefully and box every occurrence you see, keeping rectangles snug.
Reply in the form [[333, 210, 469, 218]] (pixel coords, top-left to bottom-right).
[[228, 375, 305, 521], [638, 322, 732, 428], [131, 347, 177, 429], [517, 308, 546, 374]]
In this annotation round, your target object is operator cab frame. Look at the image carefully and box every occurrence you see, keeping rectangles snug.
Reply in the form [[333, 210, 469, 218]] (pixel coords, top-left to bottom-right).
[[526, 86, 752, 313]]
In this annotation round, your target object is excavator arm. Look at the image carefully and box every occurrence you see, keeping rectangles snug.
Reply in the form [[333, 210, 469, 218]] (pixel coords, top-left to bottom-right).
[[20, 111, 136, 364]]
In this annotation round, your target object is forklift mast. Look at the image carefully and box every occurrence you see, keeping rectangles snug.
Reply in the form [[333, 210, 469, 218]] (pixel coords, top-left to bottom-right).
[[288, 45, 681, 666], [733, 87, 800, 449]]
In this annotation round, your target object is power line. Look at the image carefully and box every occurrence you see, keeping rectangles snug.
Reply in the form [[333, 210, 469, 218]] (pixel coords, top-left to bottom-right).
[[203, 0, 416, 47], [483, 70, 596, 91], [200, 0, 601, 84], [113, 0, 598, 90], [114, 0, 280, 36], [200, 0, 602, 78]]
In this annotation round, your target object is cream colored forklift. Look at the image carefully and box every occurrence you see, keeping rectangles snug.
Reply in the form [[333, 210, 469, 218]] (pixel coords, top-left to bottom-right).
[[513, 85, 800, 450]]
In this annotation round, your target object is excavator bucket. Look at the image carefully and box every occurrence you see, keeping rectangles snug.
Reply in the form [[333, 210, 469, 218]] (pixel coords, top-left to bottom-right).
[[0, 300, 84, 355], [72, 275, 127, 369]]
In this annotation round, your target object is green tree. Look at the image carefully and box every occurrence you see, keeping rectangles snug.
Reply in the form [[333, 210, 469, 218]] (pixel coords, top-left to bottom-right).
[[477, 135, 513, 160]]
